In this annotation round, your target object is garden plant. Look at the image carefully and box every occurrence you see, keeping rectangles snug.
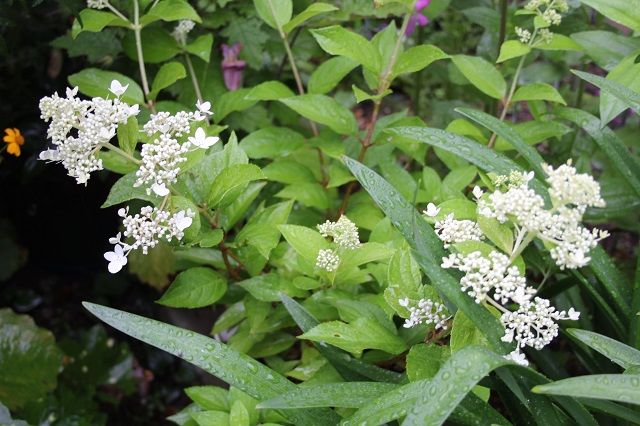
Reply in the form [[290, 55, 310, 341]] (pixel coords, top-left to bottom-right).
[[2, 0, 640, 424]]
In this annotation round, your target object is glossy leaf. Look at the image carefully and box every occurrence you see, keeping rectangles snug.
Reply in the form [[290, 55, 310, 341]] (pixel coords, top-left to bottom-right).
[[567, 329, 640, 369], [311, 26, 381, 73], [82, 302, 340, 425], [452, 55, 506, 99], [257, 382, 397, 409], [279, 94, 357, 135], [533, 374, 640, 405], [157, 267, 227, 308]]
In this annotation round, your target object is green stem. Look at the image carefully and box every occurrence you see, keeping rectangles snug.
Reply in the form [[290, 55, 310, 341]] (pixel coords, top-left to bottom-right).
[[133, 0, 154, 112], [105, 1, 129, 22], [184, 54, 204, 102], [100, 142, 140, 164]]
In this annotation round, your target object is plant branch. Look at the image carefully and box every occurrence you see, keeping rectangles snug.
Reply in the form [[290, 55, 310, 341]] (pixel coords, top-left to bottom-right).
[[100, 142, 140, 164], [339, 12, 412, 215], [133, 0, 154, 112]]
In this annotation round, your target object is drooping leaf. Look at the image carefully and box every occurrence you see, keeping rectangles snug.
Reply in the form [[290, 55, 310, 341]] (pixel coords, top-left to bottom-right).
[[253, 0, 293, 30], [497, 40, 530, 63], [578, 0, 640, 33], [82, 302, 340, 425], [511, 83, 566, 105], [393, 44, 449, 76], [283, 3, 338, 34], [149, 61, 187, 100]]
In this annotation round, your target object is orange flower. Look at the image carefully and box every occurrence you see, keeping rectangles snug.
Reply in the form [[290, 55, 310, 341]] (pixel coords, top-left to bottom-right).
[[3, 128, 25, 157]]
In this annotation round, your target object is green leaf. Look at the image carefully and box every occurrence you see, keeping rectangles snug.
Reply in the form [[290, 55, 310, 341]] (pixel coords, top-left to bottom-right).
[[308, 56, 358, 95], [406, 343, 449, 381], [117, 115, 139, 154], [122, 27, 181, 64], [393, 44, 449, 76], [279, 94, 357, 135], [191, 411, 229, 425], [300, 318, 406, 356], [214, 88, 258, 122], [129, 241, 176, 289], [589, 246, 633, 319], [98, 150, 139, 174], [71, 9, 129, 38], [83, 303, 339, 425], [579, 0, 640, 33], [533, 375, 640, 405], [343, 346, 515, 426], [455, 108, 547, 178], [185, 386, 229, 411], [149, 61, 186, 101], [477, 215, 513, 254], [278, 224, 328, 262], [0, 309, 63, 410], [276, 183, 330, 209], [450, 310, 490, 353], [283, 3, 338, 34], [572, 69, 640, 116], [239, 127, 304, 159], [157, 267, 227, 308], [571, 31, 640, 71], [342, 157, 508, 351], [452, 55, 506, 99], [497, 40, 531, 63], [230, 400, 250, 426], [257, 382, 397, 409], [310, 26, 381, 73], [101, 172, 160, 208], [207, 164, 265, 207], [68, 68, 144, 105], [554, 107, 640, 199], [384, 248, 423, 317], [237, 274, 307, 302], [512, 83, 566, 105], [600, 54, 640, 126], [567, 329, 640, 370], [253, 0, 292, 30], [140, 0, 202, 25], [280, 294, 405, 384], [535, 34, 583, 51], [186, 34, 214, 62], [245, 81, 295, 101]]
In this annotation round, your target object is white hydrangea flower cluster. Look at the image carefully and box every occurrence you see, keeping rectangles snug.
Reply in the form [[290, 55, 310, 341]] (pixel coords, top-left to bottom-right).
[[318, 215, 361, 249], [136, 104, 217, 196], [315, 249, 341, 272], [399, 297, 449, 329], [434, 213, 484, 248], [39, 85, 139, 184], [441, 251, 533, 305], [315, 216, 360, 272], [104, 206, 194, 273], [478, 163, 608, 270], [502, 297, 579, 364], [172, 20, 195, 45], [410, 162, 598, 365]]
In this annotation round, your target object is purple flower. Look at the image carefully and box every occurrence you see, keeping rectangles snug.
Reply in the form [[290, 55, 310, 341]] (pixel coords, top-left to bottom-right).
[[406, 0, 431, 36], [221, 43, 246, 91]]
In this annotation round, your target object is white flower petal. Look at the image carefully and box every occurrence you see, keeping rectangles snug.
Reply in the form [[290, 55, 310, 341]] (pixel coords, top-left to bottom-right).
[[152, 182, 170, 196]]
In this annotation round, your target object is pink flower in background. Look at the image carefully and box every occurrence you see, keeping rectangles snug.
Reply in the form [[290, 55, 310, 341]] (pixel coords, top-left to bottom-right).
[[406, 0, 430, 36], [221, 44, 246, 91]]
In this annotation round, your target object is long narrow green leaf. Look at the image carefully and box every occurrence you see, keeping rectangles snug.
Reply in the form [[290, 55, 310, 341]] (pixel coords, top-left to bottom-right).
[[554, 107, 640, 198], [632, 256, 640, 348], [533, 374, 640, 405], [342, 157, 508, 350], [384, 127, 550, 201], [568, 329, 640, 369], [571, 271, 626, 338], [448, 392, 513, 426], [572, 70, 640, 115], [257, 382, 398, 409], [582, 399, 640, 425], [279, 294, 405, 383], [589, 246, 633, 319], [455, 108, 546, 178], [82, 302, 340, 426], [342, 346, 513, 426]]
